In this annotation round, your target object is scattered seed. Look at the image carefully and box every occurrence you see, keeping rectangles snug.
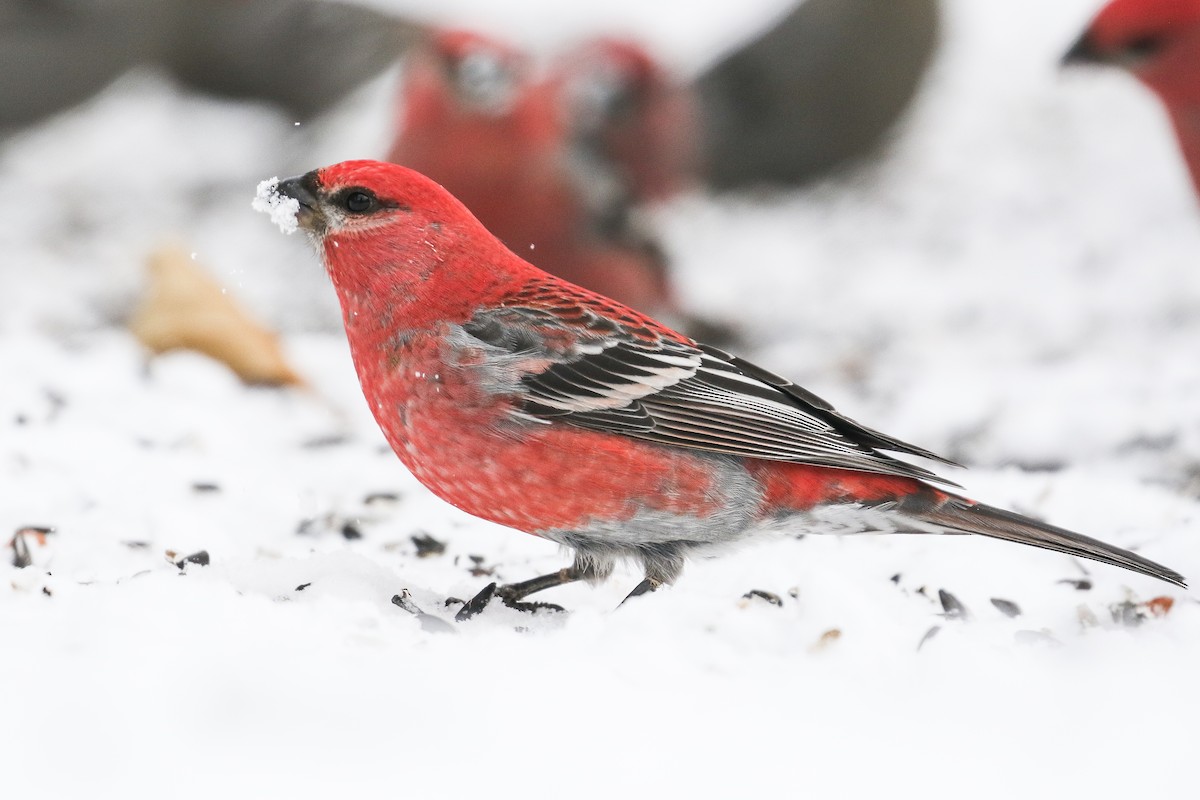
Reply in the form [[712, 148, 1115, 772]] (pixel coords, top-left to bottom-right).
[[1057, 578, 1092, 591], [809, 628, 842, 653], [364, 491, 401, 505], [990, 598, 1022, 618], [391, 591, 420, 615], [295, 583, 311, 592], [1145, 596, 1175, 617], [11, 533, 32, 569], [742, 589, 783, 606], [16, 526, 54, 545], [466, 555, 493, 577], [889, 573, 901, 584], [41, 587, 52, 597], [174, 550, 210, 570], [411, 533, 446, 558], [939, 589, 970, 620], [340, 521, 363, 540], [191, 482, 220, 493], [1110, 599, 1143, 628], [122, 541, 151, 549]]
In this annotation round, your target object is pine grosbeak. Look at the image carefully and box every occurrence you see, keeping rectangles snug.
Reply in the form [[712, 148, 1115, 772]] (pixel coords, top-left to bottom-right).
[[265, 160, 1184, 612], [385, 29, 677, 321], [1065, 0, 1200, 198]]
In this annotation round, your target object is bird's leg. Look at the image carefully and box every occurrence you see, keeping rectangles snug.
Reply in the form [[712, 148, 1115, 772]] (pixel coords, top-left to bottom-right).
[[617, 544, 678, 607], [455, 563, 592, 621], [495, 566, 585, 606]]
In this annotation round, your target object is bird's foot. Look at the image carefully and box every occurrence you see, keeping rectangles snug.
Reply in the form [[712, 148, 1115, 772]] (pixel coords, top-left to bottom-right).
[[455, 567, 581, 621]]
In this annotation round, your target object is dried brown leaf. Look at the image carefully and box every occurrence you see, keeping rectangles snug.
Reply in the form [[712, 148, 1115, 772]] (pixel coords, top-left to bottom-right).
[[129, 245, 303, 386]]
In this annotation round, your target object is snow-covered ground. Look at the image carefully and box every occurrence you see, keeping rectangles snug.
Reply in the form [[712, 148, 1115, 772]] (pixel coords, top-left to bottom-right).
[[3, 1, 1198, 797]]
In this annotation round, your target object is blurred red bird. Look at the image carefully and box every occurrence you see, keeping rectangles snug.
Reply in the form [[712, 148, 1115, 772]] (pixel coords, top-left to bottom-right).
[[554, 0, 941, 197], [386, 30, 676, 319], [1065, 0, 1200, 197], [554, 37, 698, 209], [270, 160, 1184, 612]]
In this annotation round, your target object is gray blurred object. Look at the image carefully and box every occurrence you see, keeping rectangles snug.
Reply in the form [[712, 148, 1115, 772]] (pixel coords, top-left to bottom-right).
[[0, 0, 422, 131], [696, 0, 940, 189], [164, 0, 422, 118], [0, 0, 170, 130]]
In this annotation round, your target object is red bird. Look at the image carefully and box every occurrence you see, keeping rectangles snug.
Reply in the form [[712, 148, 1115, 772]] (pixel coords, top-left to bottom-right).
[[1065, 0, 1200, 197], [269, 160, 1184, 613], [386, 30, 676, 319], [555, 37, 698, 208]]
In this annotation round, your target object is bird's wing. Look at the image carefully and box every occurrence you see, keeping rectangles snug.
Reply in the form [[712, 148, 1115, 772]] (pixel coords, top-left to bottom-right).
[[460, 286, 958, 484]]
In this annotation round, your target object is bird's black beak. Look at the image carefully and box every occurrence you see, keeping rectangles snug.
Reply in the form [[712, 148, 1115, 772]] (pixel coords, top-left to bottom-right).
[[277, 171, 325, 233], [1061, 31, 1107, 67]]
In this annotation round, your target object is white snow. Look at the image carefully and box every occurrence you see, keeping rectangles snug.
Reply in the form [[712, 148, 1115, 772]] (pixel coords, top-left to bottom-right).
[[251, 177, 302, 234], [3, 1, 1199, 798]]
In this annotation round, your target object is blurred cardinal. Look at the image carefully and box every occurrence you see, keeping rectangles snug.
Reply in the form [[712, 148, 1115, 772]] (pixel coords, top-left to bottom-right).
[[1064, 0, 1200, 198], [266, 160, 1184, 613], [387, 29, 684, 325]]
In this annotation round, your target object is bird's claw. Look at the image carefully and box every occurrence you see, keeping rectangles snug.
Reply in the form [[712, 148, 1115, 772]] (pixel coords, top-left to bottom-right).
[[454, 581, 496, 621], [499, 597, 566, 614]]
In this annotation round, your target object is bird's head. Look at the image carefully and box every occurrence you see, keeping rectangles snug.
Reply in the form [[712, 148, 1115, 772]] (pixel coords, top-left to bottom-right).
[[1064, 0, 1200, 72], [402, 29, 530, 122], [275, 160, 462, 242], [388, 29, 561, 173], [554, 37, 696, 201], [268, 160, 530, 325], [558, 38, 663, 134]]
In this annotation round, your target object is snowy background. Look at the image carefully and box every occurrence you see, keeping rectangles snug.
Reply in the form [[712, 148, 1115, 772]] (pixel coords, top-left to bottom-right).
[[3, 0, 1198, 797]]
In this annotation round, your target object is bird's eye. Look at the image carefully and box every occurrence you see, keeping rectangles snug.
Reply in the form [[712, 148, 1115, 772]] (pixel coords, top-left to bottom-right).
[[1125, 35, 1163, 59], [344, 191, 375, 214]]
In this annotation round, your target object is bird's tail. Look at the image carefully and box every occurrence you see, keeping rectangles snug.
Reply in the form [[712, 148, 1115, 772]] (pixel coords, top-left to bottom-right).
[[905, 493, 1186, 588]]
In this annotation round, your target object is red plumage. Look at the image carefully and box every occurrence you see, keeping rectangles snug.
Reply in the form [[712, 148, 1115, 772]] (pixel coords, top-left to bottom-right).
[[269, 160, 1184, 608], [385, 30, 679, 319]]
